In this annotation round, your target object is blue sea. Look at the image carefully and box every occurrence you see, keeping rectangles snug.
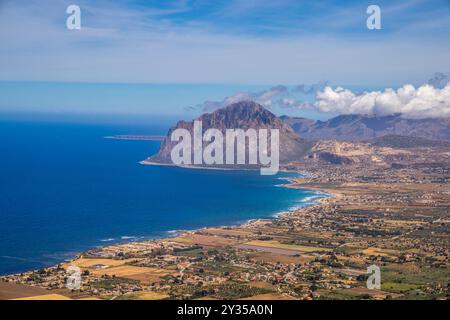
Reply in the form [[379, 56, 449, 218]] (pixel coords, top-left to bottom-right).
[[0, 117, 323, 275]]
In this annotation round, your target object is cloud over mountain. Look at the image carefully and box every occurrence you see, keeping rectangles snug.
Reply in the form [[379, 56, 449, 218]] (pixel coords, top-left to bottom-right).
[[185, 83, 327, 113], [186, 86, 289, 112], [186, 75, 450, 119], [314, 83, 450, 119]]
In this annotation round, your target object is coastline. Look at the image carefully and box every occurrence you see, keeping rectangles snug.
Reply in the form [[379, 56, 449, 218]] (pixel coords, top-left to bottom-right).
[[0, 168, 329, 278], [3, 162, 447, 300], [140, 160, 271, 172], [140, 159, 305, 175]]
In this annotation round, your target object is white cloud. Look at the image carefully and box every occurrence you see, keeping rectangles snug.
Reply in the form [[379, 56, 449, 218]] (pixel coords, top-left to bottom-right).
[[313, 83, 450, 118], [186, 76, 450, 119], [189, 86, 289, 112]]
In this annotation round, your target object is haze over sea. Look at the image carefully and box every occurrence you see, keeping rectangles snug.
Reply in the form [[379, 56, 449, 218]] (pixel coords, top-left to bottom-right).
[[0, 116, 323, 275]]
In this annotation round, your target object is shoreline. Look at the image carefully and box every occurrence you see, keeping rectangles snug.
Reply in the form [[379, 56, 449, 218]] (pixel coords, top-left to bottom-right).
[[0, 168, 329, 278], [140, 160, 303, 175], [140, 160, 271, 172], [2, 155, 448, 300]]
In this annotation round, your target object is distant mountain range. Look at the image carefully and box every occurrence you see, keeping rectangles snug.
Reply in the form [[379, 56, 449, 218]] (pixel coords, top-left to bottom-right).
[[147, 102, 450, 168], [281, 114, 450, 141], [369, 135, 450, 149]]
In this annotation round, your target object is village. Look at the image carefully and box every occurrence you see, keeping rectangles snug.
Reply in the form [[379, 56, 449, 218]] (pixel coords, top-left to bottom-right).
[[1, 158, 448, 300]]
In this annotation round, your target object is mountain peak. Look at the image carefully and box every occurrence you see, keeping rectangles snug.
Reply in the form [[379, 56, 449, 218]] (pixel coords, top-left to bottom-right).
[[223, 100, 264, 111], [147, 101, 313, 166], [197, 101, 281, 129]]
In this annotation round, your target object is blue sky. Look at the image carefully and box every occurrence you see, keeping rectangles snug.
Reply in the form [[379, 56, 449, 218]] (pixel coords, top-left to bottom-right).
[[0, 0, 449, 118]]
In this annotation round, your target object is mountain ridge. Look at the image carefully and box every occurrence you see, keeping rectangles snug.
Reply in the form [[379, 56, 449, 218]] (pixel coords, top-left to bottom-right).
[[281, 114, 450, 141]]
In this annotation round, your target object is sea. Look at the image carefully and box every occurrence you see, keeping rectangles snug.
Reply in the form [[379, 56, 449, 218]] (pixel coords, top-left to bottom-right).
[[0, 117, 325, 275]]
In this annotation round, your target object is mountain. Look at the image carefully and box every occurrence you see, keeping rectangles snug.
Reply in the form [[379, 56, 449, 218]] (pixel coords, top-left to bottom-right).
[[369, 135, 450, 149], [306, 139, 450, 166], [147, 101, 313, 166], [282, 114, 450, 141]]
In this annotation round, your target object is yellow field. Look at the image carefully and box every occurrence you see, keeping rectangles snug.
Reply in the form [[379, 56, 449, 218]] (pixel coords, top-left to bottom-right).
[[203, 228, 253, 237], [125, 291, 169, 300], [361, 247, 400, 257], [249, 252, 315, 264], [13, 294, 72, 300], [125, 269, 173, 284], [91, 265, 165, 277], [172, 234, 240, 246], [245, 240, 331, 252], [66, 258, 138, 269]]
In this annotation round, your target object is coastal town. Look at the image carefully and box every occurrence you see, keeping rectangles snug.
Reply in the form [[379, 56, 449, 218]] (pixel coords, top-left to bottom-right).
[[1, 148, 448, 300]]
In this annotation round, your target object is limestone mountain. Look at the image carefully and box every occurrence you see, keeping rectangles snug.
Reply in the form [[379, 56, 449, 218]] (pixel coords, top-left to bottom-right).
[[147, 101, 313, 166]]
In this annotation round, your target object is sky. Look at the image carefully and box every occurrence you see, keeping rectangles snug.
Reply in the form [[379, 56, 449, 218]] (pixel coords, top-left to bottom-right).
[[0, 0, 449, 119]]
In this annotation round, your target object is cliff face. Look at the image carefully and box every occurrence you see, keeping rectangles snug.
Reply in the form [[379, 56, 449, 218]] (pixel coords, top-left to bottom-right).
[[282, 114, 450, 141], [147, 101, 313, 166], [304, 137, 450, 167]]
